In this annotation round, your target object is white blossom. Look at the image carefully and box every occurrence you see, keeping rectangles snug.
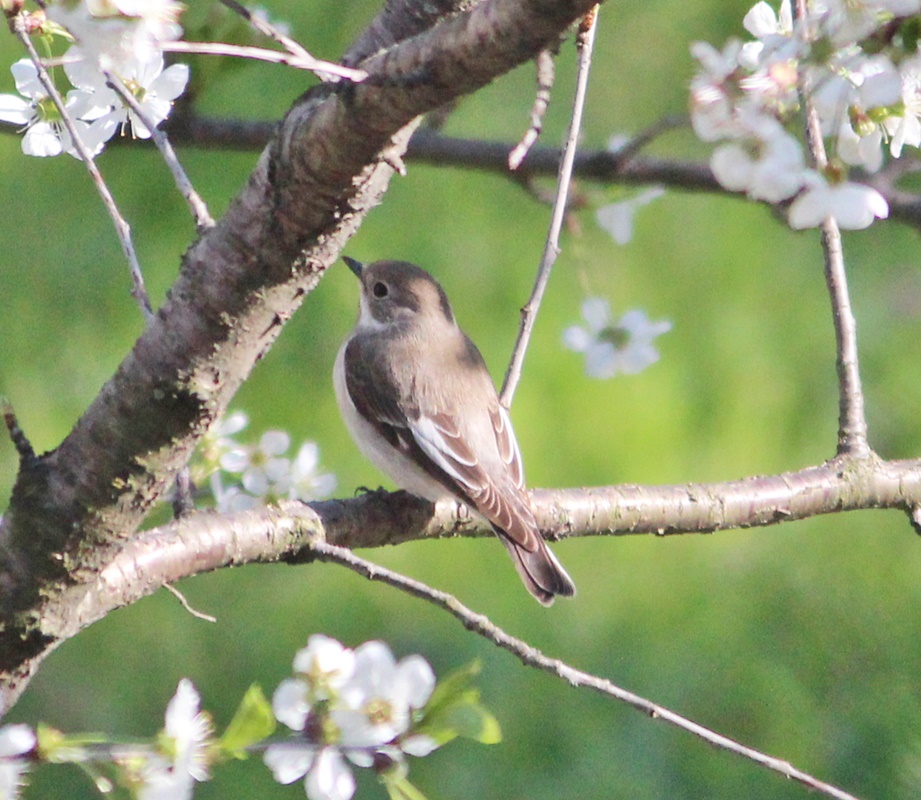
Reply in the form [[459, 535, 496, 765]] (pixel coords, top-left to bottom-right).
[[284, 443, 338, 502], [739, 0, 799, 80], [807, 54, 900, 172], [0, 59, 108, 158], [788, 173, 889, 229], [563, 299, 671, 380], [332, 642, 435, 750], [0, 725, 35, 800], [264, 745, 356, 800], [265, 637, 440, 800], [710, 122, 807, 201], [689, 40, 744, 141], [743, 0, 793, 41], [213, 426, 336, 510], [48, 1, 183, 72], [65, 50, 189, 140], [884, 52, 921, 156], [272, 679, 312, 733], [816, 0, 888, 46], [138, 680, 212, 800], [292, 635, 356, 700], [164, 680, 211, 783], [219, 429, 293, 506], [836, 120, 884, 171], [265, 636, 441, 800]]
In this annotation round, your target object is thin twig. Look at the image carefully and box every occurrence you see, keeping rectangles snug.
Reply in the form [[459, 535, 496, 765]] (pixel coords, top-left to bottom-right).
[[217, 0, 312, 60], [608, 113, 689, 164], [162, 583, 217, 623], [12, 18, 154, 322], [508, 49, 555, 170], [103, 72, 215, 231], [500, 8, 598, 406], [793, 0, 870, 456], [159, 41, 367, 83], [309, 540, 863, 800]]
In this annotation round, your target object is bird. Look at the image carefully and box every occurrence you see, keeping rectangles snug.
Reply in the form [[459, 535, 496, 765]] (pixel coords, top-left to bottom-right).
[[333, 257, 576, 605]]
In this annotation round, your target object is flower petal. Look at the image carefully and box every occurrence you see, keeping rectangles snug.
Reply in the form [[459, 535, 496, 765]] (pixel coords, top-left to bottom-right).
[[0, 95, 31, 125], [306, 748, 355, 800], [264, 743, 314, 785], [272, 678, 310, 731], [580, 297, 611, 333], [395, 655, 435, 709]]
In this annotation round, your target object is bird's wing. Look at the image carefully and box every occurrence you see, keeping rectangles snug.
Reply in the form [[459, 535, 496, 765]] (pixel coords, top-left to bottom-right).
[[409, 410, 541, 554], [344, 336, 461, 498]]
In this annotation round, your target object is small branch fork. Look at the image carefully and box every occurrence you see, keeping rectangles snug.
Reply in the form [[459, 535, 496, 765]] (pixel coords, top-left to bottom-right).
[[1, 401, 34, 464], [159, 41, 367, 83], [501, 7, 599, 406], [102, 73, 214, 231], [216, 0, 335, 74], [310, 541, 863, 800], [508, 49, 555, 170]]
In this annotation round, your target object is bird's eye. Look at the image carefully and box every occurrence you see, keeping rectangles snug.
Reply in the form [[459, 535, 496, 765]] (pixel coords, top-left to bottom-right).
[[372, 281, 389, 298]]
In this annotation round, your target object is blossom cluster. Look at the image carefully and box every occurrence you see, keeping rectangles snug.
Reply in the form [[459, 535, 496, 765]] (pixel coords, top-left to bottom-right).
[[0, 1, 188, 158], [0, 636, 494, 800], [0, 681, 212, 800], [196, 411, 337, 512], [265, 636, 440, 800], [691, 0, 921, 230]]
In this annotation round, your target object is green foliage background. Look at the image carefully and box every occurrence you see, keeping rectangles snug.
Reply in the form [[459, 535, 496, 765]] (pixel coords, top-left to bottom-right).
[[2, 1, 921, 798]]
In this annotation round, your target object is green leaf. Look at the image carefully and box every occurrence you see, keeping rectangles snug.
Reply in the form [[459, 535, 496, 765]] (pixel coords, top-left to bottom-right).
[[440, 698, 501, 745], [412, 661, 501, 746], [218, 684, 276, 759], [902, 16, 921, 53], [419, 660, 482, 720]]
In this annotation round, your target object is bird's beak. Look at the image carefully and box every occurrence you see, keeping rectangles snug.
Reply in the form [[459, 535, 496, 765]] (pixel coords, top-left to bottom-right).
[[342, 256, 364, 278]]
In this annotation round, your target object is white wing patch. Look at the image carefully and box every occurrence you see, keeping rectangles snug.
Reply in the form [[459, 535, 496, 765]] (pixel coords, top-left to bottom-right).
[[494, 405, 525, 489], [411, 415, 479, 490]]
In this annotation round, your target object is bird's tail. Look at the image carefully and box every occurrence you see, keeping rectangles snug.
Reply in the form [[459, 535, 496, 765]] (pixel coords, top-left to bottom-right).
[[498, 532, 576, 606]]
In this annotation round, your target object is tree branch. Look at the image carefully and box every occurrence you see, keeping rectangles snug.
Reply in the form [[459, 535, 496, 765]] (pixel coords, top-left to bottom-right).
[[311, 541, 864, 800]]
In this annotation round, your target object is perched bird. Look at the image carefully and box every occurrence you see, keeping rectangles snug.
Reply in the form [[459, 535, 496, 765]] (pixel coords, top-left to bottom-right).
[[334, 257, 576, 605]]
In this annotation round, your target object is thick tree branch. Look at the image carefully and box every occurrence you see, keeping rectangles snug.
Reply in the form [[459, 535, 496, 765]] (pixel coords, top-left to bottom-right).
[[0, 0, 602, 714], [47, 452, 921, 650], [343, 0, 479, 66]]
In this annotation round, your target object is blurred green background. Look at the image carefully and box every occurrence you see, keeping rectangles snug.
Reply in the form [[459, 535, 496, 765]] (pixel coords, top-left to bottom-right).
[[2, 0, 921, 798]]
